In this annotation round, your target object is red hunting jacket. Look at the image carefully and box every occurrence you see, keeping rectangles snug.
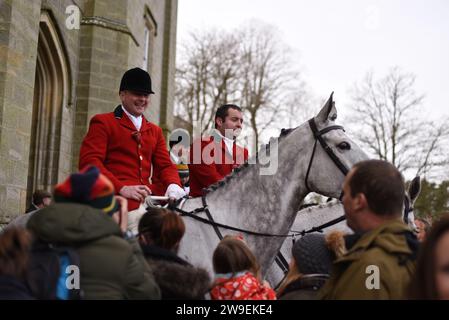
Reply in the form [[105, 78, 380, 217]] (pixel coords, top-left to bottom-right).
[[79, 106, 181, 211], [188, 135, 249, 197]]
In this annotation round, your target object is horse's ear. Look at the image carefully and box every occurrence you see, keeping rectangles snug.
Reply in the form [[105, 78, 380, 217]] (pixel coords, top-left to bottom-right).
[[316, 92, 337, 124], [408, 176, 421, 204]]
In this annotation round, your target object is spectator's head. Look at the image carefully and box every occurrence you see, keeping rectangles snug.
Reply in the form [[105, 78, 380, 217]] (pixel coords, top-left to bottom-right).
[[415, 217, 431, 242], [32, 190, 52, 209], [291, 233, 334, 276], [138, 207, 185, 252], [409, 215, 449, 299], [168, 129, 190, 167], [277, 232, 342, 297], [119, 67, 154, 117], [212, 236, 261, 281], [169, 129, 190, 149], [342, 160, 405, 232], [214, 104, 243, 138], [0, 227, 32, 279], [53, 166, 120, 217]]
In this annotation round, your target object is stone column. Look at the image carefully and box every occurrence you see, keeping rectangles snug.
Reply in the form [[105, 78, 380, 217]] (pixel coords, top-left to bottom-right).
[[72, 0, 130, 172], [159, 0, 178, 139]]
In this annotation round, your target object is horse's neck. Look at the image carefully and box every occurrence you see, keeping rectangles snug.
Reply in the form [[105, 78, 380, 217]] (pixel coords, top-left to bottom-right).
[[207, 125, 310, 214], [205, 138, 309, 226], [196, 126, 311, 272]]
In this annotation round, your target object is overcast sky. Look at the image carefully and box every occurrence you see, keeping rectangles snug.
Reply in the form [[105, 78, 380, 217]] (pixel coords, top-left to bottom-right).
[[177, 0, 449, 121]]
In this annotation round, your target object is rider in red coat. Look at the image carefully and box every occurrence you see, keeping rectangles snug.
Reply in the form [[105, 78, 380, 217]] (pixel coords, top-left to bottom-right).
[[79, 68, 184, 212], [189, 104, 249, 197]]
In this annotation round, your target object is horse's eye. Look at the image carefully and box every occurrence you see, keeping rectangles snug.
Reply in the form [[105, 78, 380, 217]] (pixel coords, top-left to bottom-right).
[[338, 142, 351, 150]]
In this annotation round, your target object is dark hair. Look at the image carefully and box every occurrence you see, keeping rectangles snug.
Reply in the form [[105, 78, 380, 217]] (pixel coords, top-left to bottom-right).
[[212, 237, 261, 280], [169, 138, 181, 149], [349, 160, 405, 216], [32, 190, 52, 206], [138, 207, 185, 251], [214, 104, 242, 129], [408, 215, 449, 299], [0, 227, 32, 278]]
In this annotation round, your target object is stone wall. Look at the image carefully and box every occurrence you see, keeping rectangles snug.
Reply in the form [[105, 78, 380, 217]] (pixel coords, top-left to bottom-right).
[[0, 0, 42, 223], [0, 0, 178, 224], [72, 0, 178, 171]]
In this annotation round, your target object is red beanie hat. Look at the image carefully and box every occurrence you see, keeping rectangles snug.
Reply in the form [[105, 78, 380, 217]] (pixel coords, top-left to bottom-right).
[[53, 166, 119, 216]]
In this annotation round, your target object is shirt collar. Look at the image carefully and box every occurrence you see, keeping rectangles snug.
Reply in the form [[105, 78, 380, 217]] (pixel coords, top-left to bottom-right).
[[217, 130, 235, 144], [217, 130, 235, 152], [121, 105, 142, 122]]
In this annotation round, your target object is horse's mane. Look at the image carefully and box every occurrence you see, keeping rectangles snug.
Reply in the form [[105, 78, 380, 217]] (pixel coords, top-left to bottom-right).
[[204, 127, 296, 194]]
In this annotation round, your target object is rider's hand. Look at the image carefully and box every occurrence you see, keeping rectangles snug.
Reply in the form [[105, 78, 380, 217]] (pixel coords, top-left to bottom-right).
[[165, 183, 186, 201], [119, 185, 151, 202]]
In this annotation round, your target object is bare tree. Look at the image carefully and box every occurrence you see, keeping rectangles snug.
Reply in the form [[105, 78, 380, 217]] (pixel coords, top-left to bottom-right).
[[282, 84, 315, 129], [348, 67, 449, 178], [175, 30, 240, 137], [236, 22, 305, 148], [175, 22, 310, 148]]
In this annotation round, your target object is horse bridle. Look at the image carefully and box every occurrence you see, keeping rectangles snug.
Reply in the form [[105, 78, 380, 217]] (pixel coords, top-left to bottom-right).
[[403, 195, 413, 225], [305, 117, 413, 224], [304, 118, 350, 197]]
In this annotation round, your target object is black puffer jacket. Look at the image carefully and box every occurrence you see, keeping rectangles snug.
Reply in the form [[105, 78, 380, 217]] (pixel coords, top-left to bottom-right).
[[0, 275, 34, 300]]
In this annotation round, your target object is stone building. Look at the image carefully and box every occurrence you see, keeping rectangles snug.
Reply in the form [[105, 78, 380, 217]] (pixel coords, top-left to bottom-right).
[[0, 0, 178, 225]]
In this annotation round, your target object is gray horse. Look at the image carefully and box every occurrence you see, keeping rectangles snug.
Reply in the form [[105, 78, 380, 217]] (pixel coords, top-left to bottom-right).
[[266, 176, 422, 287], [175, 93, 369, 279]]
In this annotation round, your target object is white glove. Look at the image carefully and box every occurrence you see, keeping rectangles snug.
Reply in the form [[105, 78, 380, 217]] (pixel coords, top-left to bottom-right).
[[165, 184, 187, 200]]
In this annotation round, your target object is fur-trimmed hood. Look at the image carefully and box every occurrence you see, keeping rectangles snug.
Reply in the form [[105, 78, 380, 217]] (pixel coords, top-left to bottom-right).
[[325, 230, 348, 259], [141, 245, 211, 300]]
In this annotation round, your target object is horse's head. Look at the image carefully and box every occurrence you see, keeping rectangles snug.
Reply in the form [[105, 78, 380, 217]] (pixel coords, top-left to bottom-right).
[[404, 176, 421, 229], [301, 92, 369, 198]]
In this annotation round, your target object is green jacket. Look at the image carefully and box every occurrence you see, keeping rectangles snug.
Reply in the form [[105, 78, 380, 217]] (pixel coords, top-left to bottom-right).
[[27, 203, 160, 300], [319, 219, 417, 300]]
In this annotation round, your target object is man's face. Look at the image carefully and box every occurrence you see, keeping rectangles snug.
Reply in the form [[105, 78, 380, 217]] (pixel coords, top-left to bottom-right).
[[120, 90, 150, 117], [342, 169, 360, 231], [171, 145, 189, 164], [216, 108, 243, 138], [435, 232, 449, 300], [42, 197, 52, 207], [415, 220, 427, 242], [181, 176, 189, 187]]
